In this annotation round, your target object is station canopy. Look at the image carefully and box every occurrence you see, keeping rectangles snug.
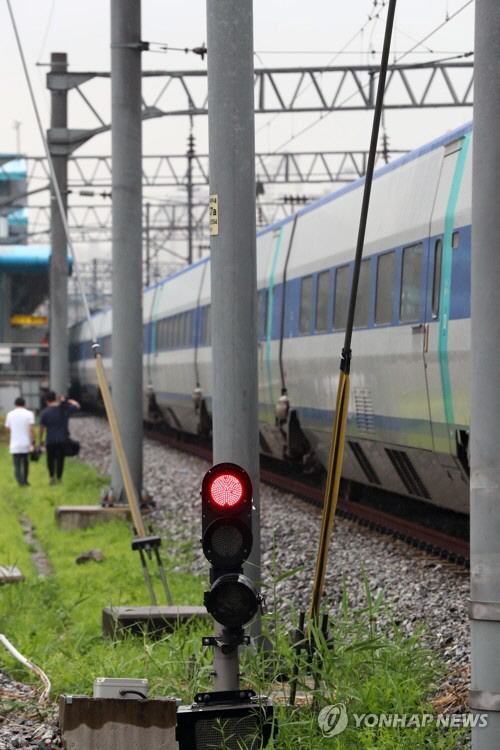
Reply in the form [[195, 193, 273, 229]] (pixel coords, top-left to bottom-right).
[[0, 246, 72, 274]]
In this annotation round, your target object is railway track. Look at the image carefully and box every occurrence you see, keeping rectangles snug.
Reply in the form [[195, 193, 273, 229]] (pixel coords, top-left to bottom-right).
[[144, 426, 470, 569]]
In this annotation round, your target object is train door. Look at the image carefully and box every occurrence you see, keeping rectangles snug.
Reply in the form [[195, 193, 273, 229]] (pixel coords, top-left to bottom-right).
[[258, 228, 284, 423], [389, 240, 434, 452], [148, 285, 159, 386], [424, 133, 471, 455]]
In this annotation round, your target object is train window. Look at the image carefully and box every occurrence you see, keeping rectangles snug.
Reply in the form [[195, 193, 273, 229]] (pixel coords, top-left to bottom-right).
[[186, 311, 192, 346], [353, 259, 371, 328], [200, 309, 206, 344], [169, 317, 175, 348], [177, 314, 183, 347], [257, 291, 263, 339], [333, 265, 350, 330], [400, 242, 423, 323], [315, 271, 330, 332], [181, 313, 187, 346], [262, 289, 268, 339], [432, 238, 443, 319], [171, 316, 176, 348], [375, 251, 395, 325], [205, 305, 211, 345], [452, 230, 459, 249], [257, 289, 268, 339], [157, 320, 163, 350], [178, 314, 184, 347], [163, 319, 169, 350], [299, 275, 313, 334], [179, 313, 184, 347], [162, 318, 168, 349], [161, 318, 167, 349]]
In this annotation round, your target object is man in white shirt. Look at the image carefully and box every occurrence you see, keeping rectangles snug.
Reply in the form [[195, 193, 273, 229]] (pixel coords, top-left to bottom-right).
[[4, 396, 35, 486]]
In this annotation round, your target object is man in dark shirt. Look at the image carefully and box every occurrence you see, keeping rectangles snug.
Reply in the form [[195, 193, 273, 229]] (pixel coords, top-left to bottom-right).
[[39, 391, 80, 485]]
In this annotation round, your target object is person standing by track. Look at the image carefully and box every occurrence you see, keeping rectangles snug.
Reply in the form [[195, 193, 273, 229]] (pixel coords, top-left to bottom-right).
[[39, 391, 80, 485], [4, 397, 35, 486]]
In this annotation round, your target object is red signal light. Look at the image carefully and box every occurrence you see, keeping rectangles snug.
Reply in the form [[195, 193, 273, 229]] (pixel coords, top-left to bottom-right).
[[210, 474, 243, 508]]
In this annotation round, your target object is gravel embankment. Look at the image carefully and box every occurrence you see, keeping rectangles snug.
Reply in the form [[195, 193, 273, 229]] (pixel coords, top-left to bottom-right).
[[0, 675, 59, 750], [70, 416, 470, 673]]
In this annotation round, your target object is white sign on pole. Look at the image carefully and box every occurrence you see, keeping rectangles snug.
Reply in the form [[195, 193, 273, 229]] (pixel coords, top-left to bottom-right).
[[0, 346, 11, 364]]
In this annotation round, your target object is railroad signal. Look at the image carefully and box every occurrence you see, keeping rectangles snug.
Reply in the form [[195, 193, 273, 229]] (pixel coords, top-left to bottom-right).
[[176, 462, 273, 750], [201, 462, 258, 629]]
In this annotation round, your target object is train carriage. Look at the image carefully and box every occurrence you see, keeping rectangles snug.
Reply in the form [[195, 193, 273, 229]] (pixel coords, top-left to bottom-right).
[[69, 121, 473, 514]]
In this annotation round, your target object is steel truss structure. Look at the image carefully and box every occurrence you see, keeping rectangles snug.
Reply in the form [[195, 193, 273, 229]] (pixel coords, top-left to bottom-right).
[[14, 199, 300, 245], [23, 149, 408, 189], [47, 62, 473, 153]]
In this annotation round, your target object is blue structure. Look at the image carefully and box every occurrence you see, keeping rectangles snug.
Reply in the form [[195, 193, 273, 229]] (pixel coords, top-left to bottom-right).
[[0, 156, 27, 242], [0, 244, 72, 345], [0, 246, 72, 273]]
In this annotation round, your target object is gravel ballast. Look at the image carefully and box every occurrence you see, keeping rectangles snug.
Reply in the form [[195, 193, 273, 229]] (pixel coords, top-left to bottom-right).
[[70, 416, 470, 672]]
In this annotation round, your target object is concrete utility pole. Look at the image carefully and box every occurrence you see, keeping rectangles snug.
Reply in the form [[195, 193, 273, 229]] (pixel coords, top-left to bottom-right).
[[13, 121, 21, 155], [48, 52, 69, 396], [187, 128, 195, 265], [206, 0, 260, 689], [110, 0, 143, 501], [144, 202, 151, 287], [469, 2, 500, 747]]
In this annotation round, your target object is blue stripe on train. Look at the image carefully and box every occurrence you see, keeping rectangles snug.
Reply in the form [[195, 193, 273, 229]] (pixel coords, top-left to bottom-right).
[[151, 390, 465, 439], [69, 226, 471, 360]]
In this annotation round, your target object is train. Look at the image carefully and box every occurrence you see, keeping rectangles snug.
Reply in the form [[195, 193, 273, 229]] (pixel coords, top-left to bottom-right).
[[69, 120, 473, 516]]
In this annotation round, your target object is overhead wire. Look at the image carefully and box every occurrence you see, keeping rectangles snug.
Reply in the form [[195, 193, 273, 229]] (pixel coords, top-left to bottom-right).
[[394, 0, 473, 64], [256, 0, 383, 136], [36, 0, 57, 62], [265, 0, 474, 156], [252, 48, 467, 55]]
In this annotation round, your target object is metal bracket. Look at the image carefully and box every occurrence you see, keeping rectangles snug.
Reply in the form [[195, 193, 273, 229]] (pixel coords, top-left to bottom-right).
[[131, 534, 162, 551], [469, 690, 500, 712], [131, 534, 173, 607], [469, 600, 500, 621], [111, 42, 150, 51], [202, 634, 250, 649], [47, 71, 98, 91], [47, 127, 100, 156], [194, 689, 255, 706]]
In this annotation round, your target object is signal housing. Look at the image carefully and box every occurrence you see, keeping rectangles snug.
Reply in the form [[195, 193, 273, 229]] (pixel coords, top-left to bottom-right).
[[201, 462, 253, 576]]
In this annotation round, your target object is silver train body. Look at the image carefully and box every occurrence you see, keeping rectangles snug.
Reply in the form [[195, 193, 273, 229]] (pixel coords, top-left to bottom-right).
[[70, 122, 473, 515]]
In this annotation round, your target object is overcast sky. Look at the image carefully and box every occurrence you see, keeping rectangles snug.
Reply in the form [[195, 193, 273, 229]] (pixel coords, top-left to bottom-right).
[[1, 0, 475, 260]]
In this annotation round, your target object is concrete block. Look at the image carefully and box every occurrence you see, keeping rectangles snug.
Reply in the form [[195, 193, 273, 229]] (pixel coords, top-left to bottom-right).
[[0, 565, 24, 584], [102, 605, 209, 638], [59, 694, 178, 750], [55, 505, 132, 530]]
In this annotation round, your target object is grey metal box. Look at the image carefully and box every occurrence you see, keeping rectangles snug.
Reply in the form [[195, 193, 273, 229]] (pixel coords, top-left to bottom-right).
[[93, 677, 148, 700]]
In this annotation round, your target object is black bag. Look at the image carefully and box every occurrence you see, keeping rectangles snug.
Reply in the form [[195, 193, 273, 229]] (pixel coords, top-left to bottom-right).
[[59, 400, 80, 457], [63, 438, 80, 457], [30, 446, 42, 462]]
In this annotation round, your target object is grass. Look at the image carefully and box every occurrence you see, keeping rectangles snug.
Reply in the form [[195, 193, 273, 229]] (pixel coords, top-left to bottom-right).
[[0, 441, 469, 748], [0, 442, 207, 698]]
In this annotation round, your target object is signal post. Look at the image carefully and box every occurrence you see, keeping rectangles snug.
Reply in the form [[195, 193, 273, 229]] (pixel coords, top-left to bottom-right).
[[176, 463, 272, 748], [205, 0, 260, 578]]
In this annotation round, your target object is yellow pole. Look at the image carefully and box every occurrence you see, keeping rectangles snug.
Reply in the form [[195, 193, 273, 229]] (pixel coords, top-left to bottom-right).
[[309, 370, 349, 620], [95, 352, 147, 538]]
